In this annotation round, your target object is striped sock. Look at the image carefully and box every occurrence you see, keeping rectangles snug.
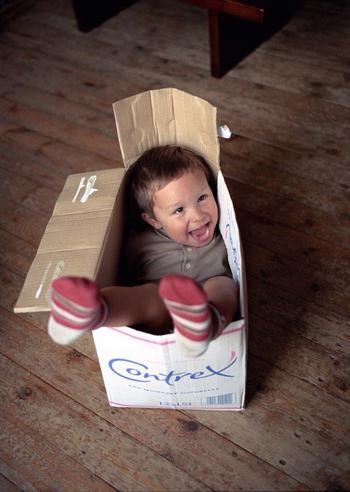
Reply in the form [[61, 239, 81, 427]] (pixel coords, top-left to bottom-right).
[[48, 276, 108, 345], [158, 274, 223, 357]]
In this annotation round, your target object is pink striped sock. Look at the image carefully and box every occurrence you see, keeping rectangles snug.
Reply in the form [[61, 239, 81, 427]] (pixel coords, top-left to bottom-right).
[[158, 274, 223, 357], [48, 276, 108, 345]]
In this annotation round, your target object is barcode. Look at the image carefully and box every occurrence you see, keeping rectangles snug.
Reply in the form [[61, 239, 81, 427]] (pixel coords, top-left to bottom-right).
[[206, 393, 234, 406]]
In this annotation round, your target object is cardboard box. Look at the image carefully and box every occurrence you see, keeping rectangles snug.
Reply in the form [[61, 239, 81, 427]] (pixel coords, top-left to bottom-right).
[[14, 88, 248, 410]]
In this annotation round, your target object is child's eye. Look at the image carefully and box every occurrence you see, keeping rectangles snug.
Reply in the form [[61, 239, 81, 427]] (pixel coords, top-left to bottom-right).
[[174, 207, 184, 214], [198, 194, 208, 202]]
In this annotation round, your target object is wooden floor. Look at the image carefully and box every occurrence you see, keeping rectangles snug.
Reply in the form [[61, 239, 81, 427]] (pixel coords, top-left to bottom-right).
[[1, 0, 349, 490]]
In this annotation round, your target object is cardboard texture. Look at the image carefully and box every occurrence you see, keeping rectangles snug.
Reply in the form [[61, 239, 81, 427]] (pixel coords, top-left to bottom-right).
[[113, 88, 220, 172], [14, 168, 125, 313], [14, 88, 248, 410]]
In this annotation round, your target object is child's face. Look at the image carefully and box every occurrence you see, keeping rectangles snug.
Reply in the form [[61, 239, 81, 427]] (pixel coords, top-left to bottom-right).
[[142, 168, 218, 247]]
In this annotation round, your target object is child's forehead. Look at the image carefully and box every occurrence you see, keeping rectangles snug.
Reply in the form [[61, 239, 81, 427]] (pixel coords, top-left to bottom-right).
[[169, 166, 207, 182], [154, 167, 207, 191], [151, 168, 209, 204]]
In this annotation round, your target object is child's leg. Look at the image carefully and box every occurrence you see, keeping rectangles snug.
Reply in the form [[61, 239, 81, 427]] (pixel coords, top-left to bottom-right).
[[102, 283, 169, 332], [48, 276, 169, 345], [158, 275, 238, 357], [203, 275, 238, 331]]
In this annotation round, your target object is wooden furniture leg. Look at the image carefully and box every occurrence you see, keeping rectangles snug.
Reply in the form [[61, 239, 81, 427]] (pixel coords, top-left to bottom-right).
[[71, 0, 137, 32], [208, 2, 295, 77]]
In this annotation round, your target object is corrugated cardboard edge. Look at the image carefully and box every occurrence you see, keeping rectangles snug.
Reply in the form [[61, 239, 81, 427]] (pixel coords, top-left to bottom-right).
[[236, 217, 248, 410]]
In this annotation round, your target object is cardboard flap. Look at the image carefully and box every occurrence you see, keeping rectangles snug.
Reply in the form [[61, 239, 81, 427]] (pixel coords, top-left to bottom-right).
[[14, 168, 125, 313], [113, 88, 220, 171]]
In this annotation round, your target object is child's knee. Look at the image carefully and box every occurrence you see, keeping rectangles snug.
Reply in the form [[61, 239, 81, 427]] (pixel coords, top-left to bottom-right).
[[204, 275, 238, 294]]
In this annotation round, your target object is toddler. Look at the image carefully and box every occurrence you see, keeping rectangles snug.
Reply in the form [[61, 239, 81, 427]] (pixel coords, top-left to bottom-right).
[[48, 146, 238, 356]]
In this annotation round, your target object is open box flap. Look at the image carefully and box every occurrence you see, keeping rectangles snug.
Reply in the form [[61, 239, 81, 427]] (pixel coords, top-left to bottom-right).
[[14, 168, 125, 313], [113, 88, 220, 172]]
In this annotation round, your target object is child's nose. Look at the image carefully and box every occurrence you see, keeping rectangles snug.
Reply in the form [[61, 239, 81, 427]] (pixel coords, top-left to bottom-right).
[[191, 206, 205, 222]]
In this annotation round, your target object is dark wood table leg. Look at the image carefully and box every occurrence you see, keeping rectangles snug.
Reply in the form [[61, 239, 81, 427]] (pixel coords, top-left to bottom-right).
[[71, 0, 138, 32], [208, 2, 295, 78]]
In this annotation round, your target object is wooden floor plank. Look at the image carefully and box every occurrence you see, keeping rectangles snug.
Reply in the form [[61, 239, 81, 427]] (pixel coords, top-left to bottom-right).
[[2, 10, 348, 194], [259, 2, 350, 73], [244, 241, 349, 318], [2, 65, 346, 229], [0, 98, 118, 162], [2, 10, 348, 193], [1, 413, 116, 492], [0, 118, 118, 180], [5, 9, 350, 157], [2, 80, 116, 138], [0, 138, 66, 191], [248, 280, 350, 357], [1, 354, 208, 492], [2, 63, 349, 220], [0, 472, 22, 492], [227, 179, 350, 247], [0, 196, 48, 246], [248, 311, 350, 403], [228, 49, 350, 109], [222, 150, 350, 218], [0, 306, 305, 491], [0, 229, 35, 277], [185, 362, 350, 490], [238, 209, 350, 282], [221, 136, 350, 199]]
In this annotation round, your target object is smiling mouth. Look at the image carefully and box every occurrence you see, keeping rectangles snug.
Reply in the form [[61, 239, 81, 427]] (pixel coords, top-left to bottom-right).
[[189, 223, 211, 242]]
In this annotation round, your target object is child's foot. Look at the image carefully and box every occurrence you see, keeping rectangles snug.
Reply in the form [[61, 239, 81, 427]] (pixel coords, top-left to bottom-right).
[[158, 274, 224, 357], [48, 276, 108, 345]]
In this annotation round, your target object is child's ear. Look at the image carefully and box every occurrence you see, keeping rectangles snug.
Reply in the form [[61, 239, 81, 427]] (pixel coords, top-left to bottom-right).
[[141, 212, 162, 230]]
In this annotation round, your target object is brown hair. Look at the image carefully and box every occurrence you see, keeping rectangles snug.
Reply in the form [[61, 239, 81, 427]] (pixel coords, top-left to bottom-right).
[[127, 145, 216, 216]]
